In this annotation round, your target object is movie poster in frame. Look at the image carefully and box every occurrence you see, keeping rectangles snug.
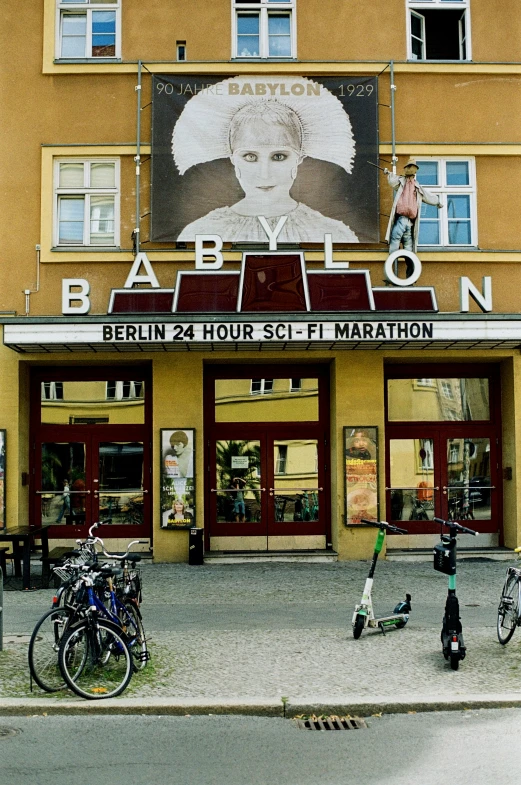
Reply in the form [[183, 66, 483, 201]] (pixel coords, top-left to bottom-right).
[[160, 429, 195, 529], [344, 426, 379, 525]]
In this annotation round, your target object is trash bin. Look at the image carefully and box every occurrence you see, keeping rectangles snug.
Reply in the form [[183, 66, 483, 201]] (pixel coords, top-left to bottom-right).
[[188, 527, 204, 566]]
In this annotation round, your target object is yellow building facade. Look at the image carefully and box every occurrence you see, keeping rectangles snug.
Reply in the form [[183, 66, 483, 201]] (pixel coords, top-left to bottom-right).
[[1, 0, 521, 560]]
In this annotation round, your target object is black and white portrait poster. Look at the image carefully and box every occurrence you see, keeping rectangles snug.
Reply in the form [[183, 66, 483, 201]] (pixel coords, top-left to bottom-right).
[[151, 75, 379, 244], [160, 429, 195, 529]]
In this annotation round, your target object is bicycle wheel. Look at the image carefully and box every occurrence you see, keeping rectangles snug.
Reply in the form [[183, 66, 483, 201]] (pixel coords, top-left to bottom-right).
[[59, 619, 133, 700], [119, 601, 149, 670], [28, 606, 75, 692], [497, 572, 520, 645]]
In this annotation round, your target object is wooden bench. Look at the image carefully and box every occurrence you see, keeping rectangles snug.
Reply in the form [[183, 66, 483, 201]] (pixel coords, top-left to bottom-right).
[[41, 546, 77, 588]]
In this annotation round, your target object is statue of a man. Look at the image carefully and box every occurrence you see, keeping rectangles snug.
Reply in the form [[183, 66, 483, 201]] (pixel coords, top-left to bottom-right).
[[385, 157, 442, 253]]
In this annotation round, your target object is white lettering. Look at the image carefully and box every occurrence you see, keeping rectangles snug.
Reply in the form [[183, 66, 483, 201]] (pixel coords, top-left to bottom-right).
[[62, 279, 90, 315], [324, 234, 350, 269], [384, 250, 422, 287], [124, 252, 160, 289], [460, 276, 493, 313], [258, 216, 288, 250], [195, 235, 224, 269]]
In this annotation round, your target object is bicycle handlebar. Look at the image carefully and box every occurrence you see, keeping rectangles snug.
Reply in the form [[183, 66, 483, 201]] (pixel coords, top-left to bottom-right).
[[360, 518, 408, 535], [433, 517, 479, 536]]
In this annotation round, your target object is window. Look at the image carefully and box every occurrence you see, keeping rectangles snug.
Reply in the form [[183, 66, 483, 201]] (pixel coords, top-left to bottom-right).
[[57, 0, 120, 60], [290, 378, 302, 392], [416, 158, 476, 247], [233, 0, 295, 59], [42, 382, 64, 400], [408, 1, 469, 61], [54, 159, 119, 246], [106, 381, 144, 400], [275, 444, 288, 474], [176, 41, 186, 61], [250, 379, 274, 395], [441, 381, 454, 399]]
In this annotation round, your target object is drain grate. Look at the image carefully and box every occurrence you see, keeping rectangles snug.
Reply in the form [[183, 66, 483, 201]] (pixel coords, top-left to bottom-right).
[[294, 715, 367, 731], [0, 727, 21, 739]]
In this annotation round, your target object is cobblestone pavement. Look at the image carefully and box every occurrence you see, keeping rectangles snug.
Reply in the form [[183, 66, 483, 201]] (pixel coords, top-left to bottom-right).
[[2, 559, 521, 706]]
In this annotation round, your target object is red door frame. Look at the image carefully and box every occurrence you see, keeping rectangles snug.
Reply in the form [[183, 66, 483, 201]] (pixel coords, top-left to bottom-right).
[[204, 364, 331, 550], [384, 363, 502, 539], [30, 366, 152, 541]]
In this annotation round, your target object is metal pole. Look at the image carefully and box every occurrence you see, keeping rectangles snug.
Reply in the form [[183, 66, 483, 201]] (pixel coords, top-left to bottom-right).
[[0, 565, 3, 651], [390, 60, 397, 174], [134, 60, 142, 255]]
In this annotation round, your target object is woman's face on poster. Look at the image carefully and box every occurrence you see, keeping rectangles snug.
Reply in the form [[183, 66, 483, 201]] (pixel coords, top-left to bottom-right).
[[231, 145, 300, 199]]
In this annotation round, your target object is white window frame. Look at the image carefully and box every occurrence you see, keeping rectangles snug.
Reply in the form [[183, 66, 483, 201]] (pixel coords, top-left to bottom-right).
[[406, 0, 471, 61], [289, 378, 302, 392], [53, 158, 120, 248], [232, 0, 296, 59], [56, 0, 121, 60], [106, 381, 144, 400], [416, 157, 477, 248], [250, 378, 274, 395]]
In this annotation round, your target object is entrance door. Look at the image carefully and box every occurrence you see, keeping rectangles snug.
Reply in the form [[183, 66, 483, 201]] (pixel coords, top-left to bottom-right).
[[386, 427, 498, 536], [205, 365, 330, 551], [31, 368, 151, 539], [35, 428, 150, 538], [210, 428, 325, 549]]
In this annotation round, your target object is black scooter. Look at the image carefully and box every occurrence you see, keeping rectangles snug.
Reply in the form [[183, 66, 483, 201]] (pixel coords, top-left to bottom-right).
[[433, 517, 478, 670]]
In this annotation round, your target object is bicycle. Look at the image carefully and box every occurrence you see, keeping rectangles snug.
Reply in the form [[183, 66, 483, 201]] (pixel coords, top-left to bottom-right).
[[497, 546, 521, 644], [433, 516, 478, 670], [28, 523, 148, 694]]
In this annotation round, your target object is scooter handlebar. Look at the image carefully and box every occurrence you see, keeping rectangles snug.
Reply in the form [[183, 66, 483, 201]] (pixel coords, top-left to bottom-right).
[[360, 518, 408, 535], [433, 517, 479, 536]]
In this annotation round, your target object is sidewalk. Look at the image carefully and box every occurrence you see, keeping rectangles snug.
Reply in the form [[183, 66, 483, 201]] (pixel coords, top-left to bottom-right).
[[2, 559, 521, 716]]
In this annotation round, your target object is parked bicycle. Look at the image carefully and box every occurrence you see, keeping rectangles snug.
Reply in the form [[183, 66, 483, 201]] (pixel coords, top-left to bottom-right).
[[28, 523, 149, 699], [497, 546, 521, 644]]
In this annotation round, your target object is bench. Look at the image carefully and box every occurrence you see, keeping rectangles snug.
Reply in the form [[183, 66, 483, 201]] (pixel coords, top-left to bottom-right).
[[41, 546, 77, 589]]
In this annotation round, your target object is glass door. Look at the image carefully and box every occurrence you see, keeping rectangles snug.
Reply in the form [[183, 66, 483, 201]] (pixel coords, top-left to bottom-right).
[[211, 432, 265, 537], [387, 428, 498, 535], [38, 434, 90, 530], [93, 436, 148, 532], [268, 434, 324, 536]]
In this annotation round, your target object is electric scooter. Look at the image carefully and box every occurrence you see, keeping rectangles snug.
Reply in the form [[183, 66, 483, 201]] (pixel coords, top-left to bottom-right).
[[433, 516, 478, 670], [352, 519, 412, 639]]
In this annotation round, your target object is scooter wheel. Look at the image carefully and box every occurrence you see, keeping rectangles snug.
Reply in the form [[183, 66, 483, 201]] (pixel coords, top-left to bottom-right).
[[353, 614, 365, 639], [450, 654, 460, 671]]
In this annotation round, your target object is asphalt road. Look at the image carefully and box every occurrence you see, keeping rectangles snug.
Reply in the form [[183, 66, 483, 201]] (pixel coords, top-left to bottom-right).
[[0, 710, 518, 785]]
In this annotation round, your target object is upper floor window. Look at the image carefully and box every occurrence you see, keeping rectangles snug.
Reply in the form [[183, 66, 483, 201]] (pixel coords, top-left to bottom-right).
[[408, 0, 470, 61], [416, 158, 476, 247], [57, 0, 120, 60], [250, 379, 274, 395], [106, 381, 144, 400], [233, 0, 295, 59], [54, 159, 119, 247], [42, 382, 64, 401]]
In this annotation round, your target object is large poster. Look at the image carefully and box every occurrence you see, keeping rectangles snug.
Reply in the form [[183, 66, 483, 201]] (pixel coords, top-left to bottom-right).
[[160, 429, 195, 529], [344, 427, 379, 525], [151, 75, 379, 244]]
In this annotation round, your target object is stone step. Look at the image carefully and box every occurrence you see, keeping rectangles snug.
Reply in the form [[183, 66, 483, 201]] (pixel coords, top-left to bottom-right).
[[204, 550, 338, 564], [387, 547, 517, 562]]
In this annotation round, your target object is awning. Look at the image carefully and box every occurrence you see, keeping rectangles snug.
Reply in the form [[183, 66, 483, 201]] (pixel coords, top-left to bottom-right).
[[3, 314, 521, 353]]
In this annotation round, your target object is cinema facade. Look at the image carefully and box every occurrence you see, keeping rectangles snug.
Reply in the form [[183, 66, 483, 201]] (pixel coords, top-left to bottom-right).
[[3, 21, 521, 560]]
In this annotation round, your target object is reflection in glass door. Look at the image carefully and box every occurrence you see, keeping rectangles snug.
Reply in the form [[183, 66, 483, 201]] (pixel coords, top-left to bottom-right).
[[213, 438, 264, 535], [388, 437, 437, 523], [40, 441, 88, 526], [445, 437, 492, 522], [270, 438, 321, 533], [95, 441, 145, 526]]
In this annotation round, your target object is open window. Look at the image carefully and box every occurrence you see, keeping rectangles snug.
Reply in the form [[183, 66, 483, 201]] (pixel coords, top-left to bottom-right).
[[408, 1, 470, 60]]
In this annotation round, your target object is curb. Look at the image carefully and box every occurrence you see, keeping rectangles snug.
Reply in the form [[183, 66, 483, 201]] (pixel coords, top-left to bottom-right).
[[1, 694, 521, 717]]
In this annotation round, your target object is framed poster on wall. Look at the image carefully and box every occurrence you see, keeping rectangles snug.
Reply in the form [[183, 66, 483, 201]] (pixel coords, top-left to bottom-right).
[[0, 430, 4, 529], [344, 426, 379, 525], [160, 429, 195, 529]]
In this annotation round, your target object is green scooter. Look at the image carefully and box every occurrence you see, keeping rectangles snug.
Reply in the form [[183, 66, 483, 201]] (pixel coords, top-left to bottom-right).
[[352, 519, 412, 638]]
